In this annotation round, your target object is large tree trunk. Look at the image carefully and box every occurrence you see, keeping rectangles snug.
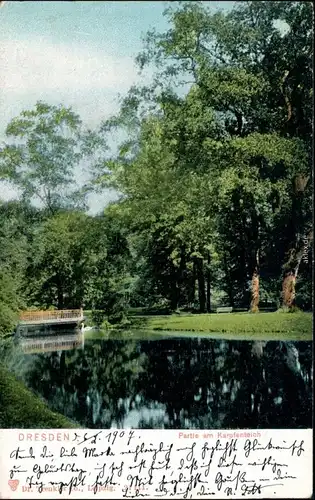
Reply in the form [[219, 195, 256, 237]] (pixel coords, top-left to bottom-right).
[[250, 268, 260, 312], [281, 227, 313, 309], [250, 250, 260, 313], [206, 250, 211, 313], [282, 271, 297, 309], [281, 173, 311, 309]]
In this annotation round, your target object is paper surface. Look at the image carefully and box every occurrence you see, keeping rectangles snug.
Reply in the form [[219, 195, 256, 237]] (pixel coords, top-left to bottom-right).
[[0, 428, 312, 499]]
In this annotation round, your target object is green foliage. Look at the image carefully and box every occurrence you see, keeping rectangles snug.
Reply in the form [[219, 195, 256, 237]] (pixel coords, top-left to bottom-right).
[[91, 310, 107, 327], [94, 0, 312, 313], [0, 265, 23, 338], [287, 305, 302, 314], [0, 198, 131, 327], [0, 2, 313, 432], [0, 279, 19, 337], [24, 211, 89, 308], [18, 209, 131, 319], [0, 2, 312, 333], [0, 200, 43, 336], [0, 101, 104, 213], [0, 365, 78, 428]]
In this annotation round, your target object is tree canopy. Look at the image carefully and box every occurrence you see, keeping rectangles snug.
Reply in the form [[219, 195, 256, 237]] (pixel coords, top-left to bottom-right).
[[94, 0, 312, 313], [0, 1, 313, 335]]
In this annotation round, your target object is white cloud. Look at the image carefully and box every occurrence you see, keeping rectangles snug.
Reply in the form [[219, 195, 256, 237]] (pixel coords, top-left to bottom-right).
[[0, 37, 147, 212], [0, 178, 118, 215], [0, 181, 21, 202], [87, 189, 119, 215], [0, 37, 139, 94], [0, 37, 145, 134], [273, 19, 290, 36]]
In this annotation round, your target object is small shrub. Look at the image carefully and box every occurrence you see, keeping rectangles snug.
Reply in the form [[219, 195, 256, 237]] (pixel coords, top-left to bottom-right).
[[288, 305, 302, 313], [108, 311, 125, 324], [101, 319, 112, 330], [119, 317, 131, 327], [91, 309, 106, 327]]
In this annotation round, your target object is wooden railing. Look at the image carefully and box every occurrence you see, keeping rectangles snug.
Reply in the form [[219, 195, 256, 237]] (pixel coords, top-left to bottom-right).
[[19, 309, 83, 322]]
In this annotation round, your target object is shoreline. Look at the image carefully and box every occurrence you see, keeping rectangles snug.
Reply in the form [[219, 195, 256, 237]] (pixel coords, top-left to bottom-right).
[[0, 365, 78, 429]]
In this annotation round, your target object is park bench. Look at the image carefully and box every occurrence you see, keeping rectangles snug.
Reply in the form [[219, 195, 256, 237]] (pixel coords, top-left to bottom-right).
[[216, 306, 233, 313]]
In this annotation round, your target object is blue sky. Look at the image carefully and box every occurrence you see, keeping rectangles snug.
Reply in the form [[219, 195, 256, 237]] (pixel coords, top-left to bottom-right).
[[0, 0, 234, 212]]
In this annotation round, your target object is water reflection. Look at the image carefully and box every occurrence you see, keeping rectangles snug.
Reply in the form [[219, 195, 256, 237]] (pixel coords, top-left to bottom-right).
[[10, 332, 312, 429], [16, 331, 84, 354]]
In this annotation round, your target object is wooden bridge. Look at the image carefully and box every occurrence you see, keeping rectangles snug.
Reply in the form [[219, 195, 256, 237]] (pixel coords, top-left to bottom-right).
[[17, 309, 84, 336], [18, 309, 84, 325]]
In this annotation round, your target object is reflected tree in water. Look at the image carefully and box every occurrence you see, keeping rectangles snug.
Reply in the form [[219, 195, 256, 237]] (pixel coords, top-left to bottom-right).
[[138, 339, 312, 429], [12, 339, 146, 428], [9, 337, 312, 429]]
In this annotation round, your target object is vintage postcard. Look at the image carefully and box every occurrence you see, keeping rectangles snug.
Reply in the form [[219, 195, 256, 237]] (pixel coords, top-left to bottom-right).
[[0, 1, 313, 498]]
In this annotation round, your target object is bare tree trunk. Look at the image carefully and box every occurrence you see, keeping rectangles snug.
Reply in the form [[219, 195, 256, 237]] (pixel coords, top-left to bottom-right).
[[282, 250, 303, 309], [281, 227, 313, 309], [281, 174, 311, 309], [250, 250, 260, 313], [282, 271, 297, 309], [250, 269, 260, 312]]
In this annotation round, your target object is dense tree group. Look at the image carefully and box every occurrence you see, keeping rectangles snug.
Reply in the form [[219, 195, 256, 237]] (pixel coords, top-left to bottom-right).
[[0, 1, 312, 335]]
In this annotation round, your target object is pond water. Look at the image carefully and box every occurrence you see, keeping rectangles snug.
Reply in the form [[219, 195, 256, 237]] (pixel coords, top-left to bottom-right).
[[6, 330, 313, 429]]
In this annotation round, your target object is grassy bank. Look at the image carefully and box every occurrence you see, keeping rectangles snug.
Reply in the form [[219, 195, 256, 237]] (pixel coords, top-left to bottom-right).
[[127, 311, 313, 340], [0, 365, 78, 428]]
